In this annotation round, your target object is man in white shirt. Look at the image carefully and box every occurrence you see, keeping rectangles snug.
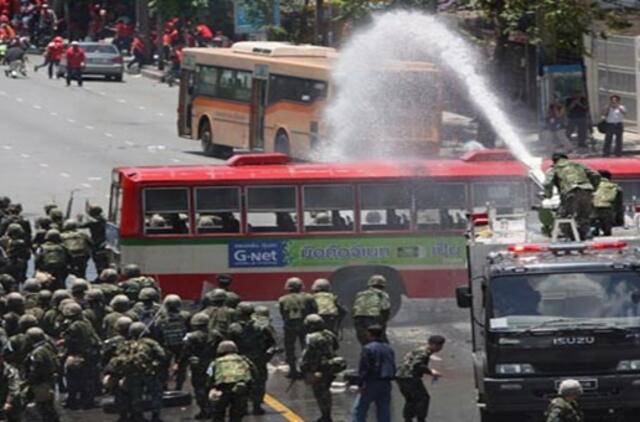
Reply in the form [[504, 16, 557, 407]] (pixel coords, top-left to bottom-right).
[[602, 95, 626, 156]]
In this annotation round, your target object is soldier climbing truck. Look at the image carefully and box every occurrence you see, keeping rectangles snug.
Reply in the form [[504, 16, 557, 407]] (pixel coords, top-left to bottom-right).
[[456, 210, 640, 422]]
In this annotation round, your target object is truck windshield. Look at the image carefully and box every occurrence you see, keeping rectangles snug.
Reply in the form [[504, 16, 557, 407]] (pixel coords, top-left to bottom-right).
[[489, 271, 640, 330]]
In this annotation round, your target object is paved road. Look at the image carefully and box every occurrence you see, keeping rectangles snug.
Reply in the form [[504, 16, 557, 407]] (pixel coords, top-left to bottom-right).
[[0, 62, 479, 421]]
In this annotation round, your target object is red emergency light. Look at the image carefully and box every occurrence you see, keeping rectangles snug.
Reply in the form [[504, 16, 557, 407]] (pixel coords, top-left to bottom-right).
[[508, 244, 548, 253], [588, 240, 627, 250], [508, 240, 627, 254], [471, 212, 489, 226]]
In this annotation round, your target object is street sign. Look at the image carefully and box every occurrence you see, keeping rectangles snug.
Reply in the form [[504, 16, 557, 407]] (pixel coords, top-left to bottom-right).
[[233, 0, 281, 35]]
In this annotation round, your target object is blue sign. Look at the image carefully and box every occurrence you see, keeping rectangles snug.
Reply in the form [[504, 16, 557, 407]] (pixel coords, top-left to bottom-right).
[[229, 240, 286, 268], [234, 0, 281, 35]]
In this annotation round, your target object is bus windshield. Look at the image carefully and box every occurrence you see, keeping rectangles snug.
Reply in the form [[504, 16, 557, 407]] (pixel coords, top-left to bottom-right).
[[489, 272, 640, 330]]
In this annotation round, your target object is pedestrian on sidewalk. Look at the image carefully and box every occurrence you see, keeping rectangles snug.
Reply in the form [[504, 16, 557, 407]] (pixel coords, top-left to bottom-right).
[[565, 91, 589, 149], [352, 324, 396, 422], [602, 95, 626, 157], [127, 35, 145, 72], [543, 102, 573, 154], [65, 41, 85, 87]]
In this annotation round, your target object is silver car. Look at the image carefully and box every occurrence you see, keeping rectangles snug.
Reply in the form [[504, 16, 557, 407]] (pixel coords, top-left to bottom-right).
[[58, 42, 124, 81]]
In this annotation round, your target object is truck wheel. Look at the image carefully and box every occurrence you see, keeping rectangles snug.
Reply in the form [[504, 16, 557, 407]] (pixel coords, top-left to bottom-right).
[[200, 120, 216, 156]]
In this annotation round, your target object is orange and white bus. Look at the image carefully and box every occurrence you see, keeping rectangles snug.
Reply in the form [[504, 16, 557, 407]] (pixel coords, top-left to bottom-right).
[[177, 42, 442, 160]]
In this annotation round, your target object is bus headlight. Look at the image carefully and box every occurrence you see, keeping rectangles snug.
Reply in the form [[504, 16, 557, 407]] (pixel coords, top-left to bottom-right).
[[617, 360, 640, 371], [495, 363, 535, 375]]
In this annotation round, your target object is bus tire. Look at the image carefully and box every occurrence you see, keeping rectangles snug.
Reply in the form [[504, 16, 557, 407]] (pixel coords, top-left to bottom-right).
[[275, 131, 290, 155], [199, 119, 216, 156], [330, 266, 404, 324]]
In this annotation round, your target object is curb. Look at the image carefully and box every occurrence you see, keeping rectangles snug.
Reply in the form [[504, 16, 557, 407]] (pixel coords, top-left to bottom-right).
[[140, 67, 164, 82]]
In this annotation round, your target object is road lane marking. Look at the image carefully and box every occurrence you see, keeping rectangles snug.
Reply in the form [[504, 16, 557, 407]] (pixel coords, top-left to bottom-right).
[[33, 105, 42, 110], [85, 125, 95, 130], [138, 105, 146, 110], [124, 140, 134, 146], [39, 163, 49, 168], [20, 153, 30, 158], [117, 99, 126, 103], [88, 176, 102, 181], [263, 394, 305, 422], [156, 112, 164, 117], [67, 118, 76, 123], [104, 132, 114, 138], [16, 97, 23, 102], [59, 172, 71, 178], [80, 183, 92, 188], [171, 158, 181, 163], [0, 90, 6, 95], [50, 112, 58, 116], [3, 145, 12, 150]]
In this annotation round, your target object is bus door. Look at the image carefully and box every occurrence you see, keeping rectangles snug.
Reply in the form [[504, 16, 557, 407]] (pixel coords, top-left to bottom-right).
[[177, 69, 195, 137], [249, 64, 268, 150]]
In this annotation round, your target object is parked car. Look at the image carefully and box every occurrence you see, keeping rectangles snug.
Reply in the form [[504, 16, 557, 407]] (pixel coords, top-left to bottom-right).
[[58, 42, 124, 81]]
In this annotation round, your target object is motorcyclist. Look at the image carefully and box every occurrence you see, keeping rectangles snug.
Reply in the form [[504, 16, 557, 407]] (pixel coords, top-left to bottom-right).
[[3, 38, 26, 78]]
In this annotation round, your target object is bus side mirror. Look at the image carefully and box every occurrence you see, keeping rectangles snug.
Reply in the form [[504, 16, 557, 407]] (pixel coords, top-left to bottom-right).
[[456, 286, 472, 308]]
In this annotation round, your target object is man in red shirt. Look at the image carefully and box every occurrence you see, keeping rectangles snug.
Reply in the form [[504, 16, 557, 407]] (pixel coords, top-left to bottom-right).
[[195, 23, 213, 47], [65, 41, 85, 87], [128, 34, 145, 71], [34, 35, 64, 79]]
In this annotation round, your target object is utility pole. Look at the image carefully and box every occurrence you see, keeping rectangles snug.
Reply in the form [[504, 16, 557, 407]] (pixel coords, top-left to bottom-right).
[[315, 0, 324, 45]]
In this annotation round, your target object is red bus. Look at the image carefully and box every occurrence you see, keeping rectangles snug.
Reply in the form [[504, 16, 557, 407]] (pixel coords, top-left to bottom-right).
[[106, 151, 640, 312]]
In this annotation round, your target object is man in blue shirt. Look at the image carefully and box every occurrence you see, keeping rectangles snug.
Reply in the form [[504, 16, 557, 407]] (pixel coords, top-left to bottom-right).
[[352, 324, 396, 422]]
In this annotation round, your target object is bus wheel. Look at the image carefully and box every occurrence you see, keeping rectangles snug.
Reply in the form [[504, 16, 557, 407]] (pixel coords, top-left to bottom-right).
[[275, 131, 290, 155], [199, 120, 216, 156], [330, 266, 404, 324]]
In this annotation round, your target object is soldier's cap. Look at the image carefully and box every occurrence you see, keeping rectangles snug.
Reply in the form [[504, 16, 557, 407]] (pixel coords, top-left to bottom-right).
[[552, 152, 568, 163], [428, 335, 446, 346], [558, 379, 583, 396], [217, 273, 232, 285]]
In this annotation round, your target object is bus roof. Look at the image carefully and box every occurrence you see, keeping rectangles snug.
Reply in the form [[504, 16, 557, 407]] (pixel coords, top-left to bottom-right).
[[116, 152, 640, 186]]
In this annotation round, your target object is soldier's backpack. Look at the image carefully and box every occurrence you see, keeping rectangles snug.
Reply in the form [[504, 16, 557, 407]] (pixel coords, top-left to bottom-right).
[[213, 354, 252, 385], [208, 306, 233, 336], [63, 232, 89, 258], [109, 340, 153, 376], [314, 292, 338, 316], [160, 312, 187, 348], [41, 244, 66, 267], [352, 289, 383, 317], [280, 293, 304, 321], [594, 180, 620, 208]]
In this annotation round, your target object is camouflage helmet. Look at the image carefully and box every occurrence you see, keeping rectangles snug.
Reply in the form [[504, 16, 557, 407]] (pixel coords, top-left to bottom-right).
[[52, 289, 71, 306], [44, 229, 62, 243], [225, 292, 241, 309], [43, 202, 57, 215], [62, 219, 77, 231], [23, 278, 42, 293], [49, 208, 64, 221], [311, 278, 331, 292], [6, 292, 24, 309], [163, 294, 182, 310], [558, 379, 583, 396], [123, 264, 141, 278], [284, 277, 303, 292], [36, 216, 52, 230], [0, 274, 16, 291], [86, 289, 104, 303], [114, 316, 133, 335], [209, 288, 227, 304], [190, 312, 209, 328], [38, 289, 52, 306], [88, 205, 103, 217], [304, 314, 325, 331], [18, 314, 39, 332], [70, 278, 89, 295], [99, 268, 119, 284], [110, 294, 131, 311], [237, 302, 255, 317], [25, 327, 45, 344], [216, 340, 238, 355], [0, 196, 10, 208], [62, 302, 83, 317], [6, 223, 24, 237], [139, 287, 159, 302], [129, 321, 147, 338], [368, 274, 387, 288], [58, 298, 76, 312], [254, 305, 270, 318]]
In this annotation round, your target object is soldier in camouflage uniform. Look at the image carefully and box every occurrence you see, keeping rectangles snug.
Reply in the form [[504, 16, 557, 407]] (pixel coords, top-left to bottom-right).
[[118, 264, 159, 302], [49, 208, 64, 231], [93, 268, 123, 304], [23, 327, 60, 422], [22, 278, 41, 311], [396, 335, 445, 422], [311, 278, 346, 335], [60, 219, 93, 278], [101, 316, 132, 367], [69, 278, 89, 308], [352, 275, 391, 345], [207, 340, 256, 422], [592, 170, 622, 236], [229, 302, 277, 415], [545, 379, 584, 422], [0, 224, 30, 283], [0, 342, 22, 422], [0, 274, 17, 293], [544, 153, 601, 240], [205, 288, 236, 339], [300, 314, 341, 422], [156, 294, 189, 390], [2, 293, 25, 337], [103, 294, 138, 338], [0, 204, 31, 248], [40, 289, 71, 338], [5, 314, 39, 373], [278, 277, 317, 379], [179, 312, 221, 420], [32, 216, 53, 252], [218, 274, 241, 309], [83, 289, 111, 338], [31, 289, 52, 322], [132, 287, 162, 329], [35, 229, 70, 289], [78, 205, 110, 275], [60, 302, 102, 409]]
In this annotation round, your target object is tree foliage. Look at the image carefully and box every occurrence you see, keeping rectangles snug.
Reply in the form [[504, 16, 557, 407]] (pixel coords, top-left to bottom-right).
[[149, 0, 209, 18]]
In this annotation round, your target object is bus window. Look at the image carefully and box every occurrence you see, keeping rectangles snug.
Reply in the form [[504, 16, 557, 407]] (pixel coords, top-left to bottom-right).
[[472, 182, 526, 213], [143, 188, 190, 235], [359, 184, 411, 231], [195, 187, 241, 234], [195, 65, 219, 97], [247, 186, 297, 233], [268, 75, 328, 104], [415, 183, 467, 230], [617, 181, 640, 205], [218, 68, 252, 102], [303, 185, 354, 232]]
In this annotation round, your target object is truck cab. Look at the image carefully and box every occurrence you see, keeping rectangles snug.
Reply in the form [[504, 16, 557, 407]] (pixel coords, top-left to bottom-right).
[[457, 212, 640, 422]]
